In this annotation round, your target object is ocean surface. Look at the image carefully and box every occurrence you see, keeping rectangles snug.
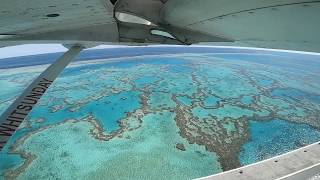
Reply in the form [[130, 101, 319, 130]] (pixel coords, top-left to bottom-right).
[[0, 47, 320, 179]]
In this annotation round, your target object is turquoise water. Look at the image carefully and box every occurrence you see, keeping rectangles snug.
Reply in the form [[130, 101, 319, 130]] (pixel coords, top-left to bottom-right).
[[0, 50, 320, 179], [0, 154, 23, 175], [203, 96, 220, 107], [240, 96, 254, 105], [176, 95, 193, 106], [83, 91, 141, 132], [135, 76, 160, 89], [257, 79, 274, 86]]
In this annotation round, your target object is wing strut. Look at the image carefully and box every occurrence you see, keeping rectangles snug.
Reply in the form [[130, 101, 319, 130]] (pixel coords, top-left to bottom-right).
[[0, 45, 84, 151]]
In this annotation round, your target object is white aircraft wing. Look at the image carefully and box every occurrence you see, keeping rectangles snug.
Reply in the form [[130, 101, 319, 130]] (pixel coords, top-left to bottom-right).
[[1, 0, 319, 52], [161, 0, 320, 52], [0, 0, 118, 46], [1, 1, 320, 180]]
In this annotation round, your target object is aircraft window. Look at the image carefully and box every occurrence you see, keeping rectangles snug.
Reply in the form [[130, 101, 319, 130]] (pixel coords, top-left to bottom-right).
[[46, 13, 60, 17], [0, 34, 14, 39], [115, 12, 155, 26], [110, 0, 117, 5], [150, 29, 176, 39]]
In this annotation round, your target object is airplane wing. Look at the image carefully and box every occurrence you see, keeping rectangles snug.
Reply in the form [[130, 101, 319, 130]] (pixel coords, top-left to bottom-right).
[[161, 0, 320, 52], [0, 0, 117, 46], [1, 0, 319, 52]]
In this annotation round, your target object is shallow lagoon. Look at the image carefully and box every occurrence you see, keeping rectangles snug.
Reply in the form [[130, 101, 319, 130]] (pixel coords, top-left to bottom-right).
[[0, 49, 320, 179]]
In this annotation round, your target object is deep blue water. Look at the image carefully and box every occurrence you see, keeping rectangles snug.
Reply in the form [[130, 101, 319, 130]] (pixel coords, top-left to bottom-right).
[[271, 88, 320, 103], [240, 119, 320, 165], [1, 46, 319, 70], [208, 53, 320, 73]]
